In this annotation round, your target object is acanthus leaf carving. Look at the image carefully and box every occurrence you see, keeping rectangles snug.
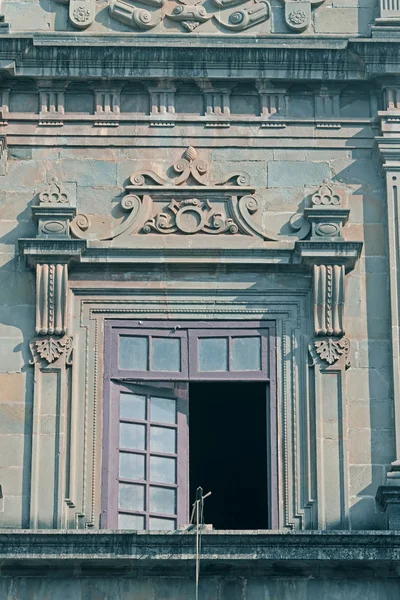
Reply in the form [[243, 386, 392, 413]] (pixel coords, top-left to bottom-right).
[[313, 337, 350, 368], [29, 336, 73, 365]]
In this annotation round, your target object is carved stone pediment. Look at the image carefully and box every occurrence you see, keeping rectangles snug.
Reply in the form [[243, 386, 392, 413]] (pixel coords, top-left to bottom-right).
[[70, 147, 280, 241]]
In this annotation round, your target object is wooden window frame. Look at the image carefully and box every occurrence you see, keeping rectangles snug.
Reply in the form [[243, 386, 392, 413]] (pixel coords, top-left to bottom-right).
[[102, 380, 189, 529]]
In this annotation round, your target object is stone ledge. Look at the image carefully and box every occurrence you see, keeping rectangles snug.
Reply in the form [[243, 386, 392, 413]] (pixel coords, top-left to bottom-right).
[[0, 531, 399, 576]]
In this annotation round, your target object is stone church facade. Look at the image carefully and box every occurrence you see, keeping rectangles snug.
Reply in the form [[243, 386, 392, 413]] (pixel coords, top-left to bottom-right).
[[1, 0, 400, 596]]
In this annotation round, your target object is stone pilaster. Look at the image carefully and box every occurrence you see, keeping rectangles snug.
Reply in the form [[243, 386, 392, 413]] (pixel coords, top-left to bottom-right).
[[20, 180, 86, 528]]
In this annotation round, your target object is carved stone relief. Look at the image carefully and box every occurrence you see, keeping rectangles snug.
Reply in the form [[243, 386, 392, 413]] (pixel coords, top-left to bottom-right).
[[29, 336, 73, 365], [290, 179, 352, 369], [107, 0, 272, 33], [313, 264, 344, 337], [281, 0, 324, 31], [314, 337, 350, 368], [28, 181, 77, 365], [55, 0, 95, 29], [36, 263, 68, 336], [70, 146, 281, 241], [54, 0, 326, 32]]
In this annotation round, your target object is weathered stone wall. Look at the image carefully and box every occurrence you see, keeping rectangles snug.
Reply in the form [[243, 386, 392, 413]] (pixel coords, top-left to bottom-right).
[[0, 134, 392, 529], [1, 575, 400, 599]]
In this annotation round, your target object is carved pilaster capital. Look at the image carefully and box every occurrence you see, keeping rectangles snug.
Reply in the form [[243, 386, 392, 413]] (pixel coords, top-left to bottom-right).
[[374, 137, 400, 172], [29, 335, 73, 366], [309, 337, 350, 370]]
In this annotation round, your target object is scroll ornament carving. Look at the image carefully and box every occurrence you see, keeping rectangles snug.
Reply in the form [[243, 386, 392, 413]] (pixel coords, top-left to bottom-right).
[[108, 0, 270, 32], [143, 198, 239, 235], [71, 146, 280, 241]]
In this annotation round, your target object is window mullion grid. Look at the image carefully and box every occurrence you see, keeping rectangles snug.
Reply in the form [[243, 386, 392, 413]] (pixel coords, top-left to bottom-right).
[[146, 392, 151, 530], [228, 336, 232, 372], [148, 336, 153, 371]]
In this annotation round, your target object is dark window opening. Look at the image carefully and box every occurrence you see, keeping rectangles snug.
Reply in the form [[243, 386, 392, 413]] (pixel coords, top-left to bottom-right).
[[189, 382, 269, 530]]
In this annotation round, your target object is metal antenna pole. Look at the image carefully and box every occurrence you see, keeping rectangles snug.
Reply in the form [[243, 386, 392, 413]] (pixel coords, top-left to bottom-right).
[[193, 486, 211, 600]]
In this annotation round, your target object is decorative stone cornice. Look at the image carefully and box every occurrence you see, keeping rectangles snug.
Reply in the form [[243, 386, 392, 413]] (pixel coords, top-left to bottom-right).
[[0, 36, 367, 81], [295, 241, 362, 272], [19, 239, 87, 268]]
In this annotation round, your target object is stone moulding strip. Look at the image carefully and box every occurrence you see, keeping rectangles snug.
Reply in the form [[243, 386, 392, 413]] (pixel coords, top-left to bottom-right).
[[18, 238, 362, 270]]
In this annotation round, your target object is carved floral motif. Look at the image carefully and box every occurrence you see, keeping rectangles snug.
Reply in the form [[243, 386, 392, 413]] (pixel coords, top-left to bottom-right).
[[281, 0, 325, 32], [69, 0, 95, 28], [287, 9, 306, 24], [30, 336, 73, 365], [314, 337, 350, 368], [72, 6, 90, 20]]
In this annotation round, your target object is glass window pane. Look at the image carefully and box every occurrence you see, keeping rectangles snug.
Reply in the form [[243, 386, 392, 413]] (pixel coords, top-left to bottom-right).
[[198, 337, 228, 372], [152, 338, 181, 372], [150, 426, 176, 454], [119, 336, 148, 371], [150, 396, 176, 424], [149, 517, 176, 531], [231, 337, 262, 371], [120, 422, 146, 450], [119, 453, 145, 481], [119, 483, 145, 511], [149, 486, 176, 515], [120, 393, 146, 420], [150, 456, 176, 484], [118, 513, 145, 530]]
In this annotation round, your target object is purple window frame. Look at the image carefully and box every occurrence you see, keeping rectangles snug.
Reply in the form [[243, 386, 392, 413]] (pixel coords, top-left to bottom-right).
[[103, 319, 278, 529], [188, 328, 269, 380], [113, 328, 189, 380], [102, 380, 189, 529]]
